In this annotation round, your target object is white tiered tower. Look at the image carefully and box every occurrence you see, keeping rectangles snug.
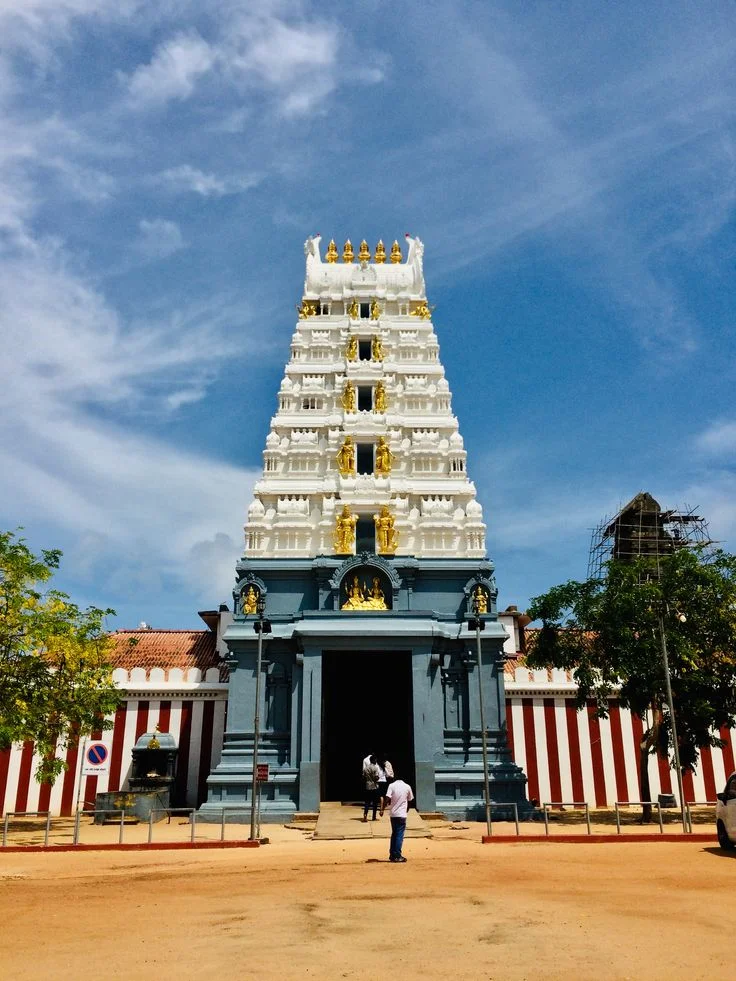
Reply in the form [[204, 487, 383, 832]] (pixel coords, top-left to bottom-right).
[[244, 234, 486, 559]]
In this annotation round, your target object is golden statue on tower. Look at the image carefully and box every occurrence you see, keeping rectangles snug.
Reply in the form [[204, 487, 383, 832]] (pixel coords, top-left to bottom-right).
[[336, 436, 356, 476], [411, 300, 434, 320], [390, 240, 402, 263], [341, 380, 356, 412], [374, 240, 386, 264], [374, 381, 388, 413], [334, 505, 357, 555], [347, 298, 359, 319], [371, 334, 384, 361], [325, 239, 338, 263], [342, 239, 354, 263], [370, 298, 381, 320], [242, 584, 258, 615], [374, 505, 398, 554], [346, 333, 358, 361], [358, 240, 371, 263], [374, 436, 394, 476], [473, 585, 488, 614], [297, 299, 317, 319]]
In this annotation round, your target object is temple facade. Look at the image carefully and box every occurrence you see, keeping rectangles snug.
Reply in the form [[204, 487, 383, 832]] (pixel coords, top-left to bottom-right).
[[199, 235, 530, 820]]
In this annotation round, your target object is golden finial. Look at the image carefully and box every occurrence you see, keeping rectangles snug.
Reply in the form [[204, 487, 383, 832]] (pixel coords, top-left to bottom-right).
[[358, 239, 370, 263], [374, 240, 386, 263], [390, 240, 402, 263], [325, 239, 338, 263], [342, 239, 354, 263]]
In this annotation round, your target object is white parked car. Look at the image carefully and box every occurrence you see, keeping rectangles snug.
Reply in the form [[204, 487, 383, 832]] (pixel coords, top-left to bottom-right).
[[716, 771, 736, 849]]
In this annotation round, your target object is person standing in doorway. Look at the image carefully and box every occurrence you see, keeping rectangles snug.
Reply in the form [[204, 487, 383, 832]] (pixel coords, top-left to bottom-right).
[[377, 754, 394, 817], [362, 755, 381, 822], [384, 771, 414, 862]]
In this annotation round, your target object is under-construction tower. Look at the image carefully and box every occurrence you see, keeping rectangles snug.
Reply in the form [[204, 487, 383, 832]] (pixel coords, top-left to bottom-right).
[[588, 492, 712, 580]]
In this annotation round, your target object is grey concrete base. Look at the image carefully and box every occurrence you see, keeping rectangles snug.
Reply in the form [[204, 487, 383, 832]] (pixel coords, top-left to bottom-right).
[[313, 802, 432, 840]]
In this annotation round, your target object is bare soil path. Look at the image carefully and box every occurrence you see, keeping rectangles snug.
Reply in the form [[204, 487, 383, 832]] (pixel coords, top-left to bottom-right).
[[1, 835, 733, 980]]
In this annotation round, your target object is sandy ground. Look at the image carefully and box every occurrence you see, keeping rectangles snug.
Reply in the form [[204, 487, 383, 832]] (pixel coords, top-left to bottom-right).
[[1, 828, 734, 981]]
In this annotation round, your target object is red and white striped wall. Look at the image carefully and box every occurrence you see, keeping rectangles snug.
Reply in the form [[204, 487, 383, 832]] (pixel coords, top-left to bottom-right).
[[0, 668, 228, 817], [506, 668, 736, 806], [2, 666, 734, 816]]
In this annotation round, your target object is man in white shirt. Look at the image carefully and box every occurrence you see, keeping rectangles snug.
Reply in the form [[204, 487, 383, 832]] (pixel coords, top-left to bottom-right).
[[384, 772, 414, 863]]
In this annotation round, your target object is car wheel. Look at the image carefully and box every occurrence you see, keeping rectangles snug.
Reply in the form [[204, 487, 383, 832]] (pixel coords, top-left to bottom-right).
[[717, 820, 735, 850]]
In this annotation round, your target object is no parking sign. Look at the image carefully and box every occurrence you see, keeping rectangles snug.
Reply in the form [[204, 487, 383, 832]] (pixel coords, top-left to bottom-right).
[[82, 741, 111, 776]]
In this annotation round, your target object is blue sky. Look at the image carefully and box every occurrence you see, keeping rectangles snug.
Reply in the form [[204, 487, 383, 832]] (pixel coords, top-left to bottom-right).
[[1, 0, 735, 628]]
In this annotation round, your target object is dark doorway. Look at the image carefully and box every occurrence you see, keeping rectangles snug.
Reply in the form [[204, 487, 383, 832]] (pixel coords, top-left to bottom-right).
[[321, 651, 415, 802], [356, 443, 373, 473], [356, 516, 375, 552]]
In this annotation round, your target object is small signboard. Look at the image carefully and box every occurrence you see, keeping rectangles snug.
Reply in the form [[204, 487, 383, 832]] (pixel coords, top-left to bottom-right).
[[256, 763, 269, 783], [82, 741, 111, 776]]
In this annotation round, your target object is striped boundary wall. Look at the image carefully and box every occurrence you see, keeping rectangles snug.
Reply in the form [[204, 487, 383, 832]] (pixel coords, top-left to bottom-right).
[[0, 669, 228, 818], [2, 669, 735, 817]]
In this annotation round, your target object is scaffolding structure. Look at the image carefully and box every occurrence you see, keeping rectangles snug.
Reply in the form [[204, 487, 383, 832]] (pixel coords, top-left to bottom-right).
[[588, 492, 713, 580]]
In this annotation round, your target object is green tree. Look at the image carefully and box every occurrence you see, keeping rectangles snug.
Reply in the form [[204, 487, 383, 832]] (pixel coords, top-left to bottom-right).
[[0, 530, 121, 783], [527, 548, 736, 813]]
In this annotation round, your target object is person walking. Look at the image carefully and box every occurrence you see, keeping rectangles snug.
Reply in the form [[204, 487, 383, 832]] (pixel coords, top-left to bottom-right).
[[377, 755, 394, 817], [362, 755, 381, 822], [384, 771, 414, 862]]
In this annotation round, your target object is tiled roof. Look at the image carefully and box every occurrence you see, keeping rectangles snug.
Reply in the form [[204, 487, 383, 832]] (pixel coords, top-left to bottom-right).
[[111, 629, 219, 671]]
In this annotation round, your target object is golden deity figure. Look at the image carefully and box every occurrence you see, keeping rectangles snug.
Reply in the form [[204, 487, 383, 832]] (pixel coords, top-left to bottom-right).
[[325, 239, 338, 263], [371, 334, 384, 361], [390, 240, 402, 263], [374, 436, 394, 476], [358, 239, 371, 263], [370, 298, 381, 320], [374, 240, 386, 264], [342, 239, 354, 263], [242, 584, 259, 614], [336, 435, 356, 476], [341, 380, 356, 412], [347, 297, 359, 319], [334, 505, 357, 555], [374, 380, 388, 413], [297, 299, 317, 319], [346, 333, 358, 361], [473, 585, 488, 615], [341, 575, 365, 609], [366, 577, 387, 609], [374, 505, 398, 554], [410, 300, 434, 320]]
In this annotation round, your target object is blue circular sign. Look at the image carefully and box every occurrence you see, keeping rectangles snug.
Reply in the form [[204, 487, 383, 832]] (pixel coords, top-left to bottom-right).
[[86, 743, 109, 765]]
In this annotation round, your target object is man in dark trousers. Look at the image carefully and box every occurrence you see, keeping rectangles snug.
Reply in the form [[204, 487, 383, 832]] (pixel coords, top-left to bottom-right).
[[384, 770, 414, 862]]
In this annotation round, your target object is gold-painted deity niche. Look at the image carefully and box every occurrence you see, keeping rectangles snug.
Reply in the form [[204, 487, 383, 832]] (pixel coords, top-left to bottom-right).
[[346, 333, 358, 361], [374, 505, 398, 554], [340, 571, 390, 610], [334, 504, 357, 555], [242, 584, 259, 614], [370, 298, 381, 320], [371, 334, 384, 361], [347, 298, 359, 319], [472, 585, 489, 614]]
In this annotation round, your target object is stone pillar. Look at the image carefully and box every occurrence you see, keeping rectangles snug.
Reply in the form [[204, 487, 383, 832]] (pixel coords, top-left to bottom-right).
[[411, 645, 440, 812], [298, 646, 322, 812]]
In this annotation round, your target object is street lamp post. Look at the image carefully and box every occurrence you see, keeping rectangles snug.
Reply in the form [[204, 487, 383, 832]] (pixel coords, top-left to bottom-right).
[[658, 611, 688, 834], [471, 595, 493, 838], [250, 594, 268, 842]]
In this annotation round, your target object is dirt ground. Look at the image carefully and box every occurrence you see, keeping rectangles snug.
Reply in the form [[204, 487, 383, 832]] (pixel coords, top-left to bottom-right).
[[1, 832, 733, 981]]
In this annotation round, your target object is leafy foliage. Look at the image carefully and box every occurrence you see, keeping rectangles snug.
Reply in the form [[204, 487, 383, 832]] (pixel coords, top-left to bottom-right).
[[0, 530, 120, 782], [527, 548, 736, 772]]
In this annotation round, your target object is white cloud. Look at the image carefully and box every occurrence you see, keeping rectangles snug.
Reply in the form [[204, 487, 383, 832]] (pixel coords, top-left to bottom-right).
[[152, 164, 259, 198], [124, 32, 215, 109], [694, 420, 736, 456], [135, 217, 186, 258]]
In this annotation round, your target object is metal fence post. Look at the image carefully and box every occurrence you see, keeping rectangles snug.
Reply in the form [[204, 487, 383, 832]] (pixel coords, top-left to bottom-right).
[[512, 803, 519, 837], [190, 809, 196, 844], [657, 801, 663, 834], [148, 810, 154, 844], [221, 809, 227, 842], [2, 813, 9, 848], [615, 803, 621, 835], [585, 803, 591, 835], [118, 809, 124, 845], [543, 804, 549, 836], [44, 812, 51, 847]]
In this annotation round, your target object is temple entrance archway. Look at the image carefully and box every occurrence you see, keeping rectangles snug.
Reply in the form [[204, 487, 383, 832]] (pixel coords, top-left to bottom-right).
[[320, 651, 415, 802]]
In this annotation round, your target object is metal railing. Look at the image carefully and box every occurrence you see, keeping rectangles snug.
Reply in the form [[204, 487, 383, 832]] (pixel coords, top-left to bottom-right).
[[614, 801, 664, 834], [2, 811, 52, 847], [73, 809, 127, 845], [685, 801, 717, 834], [542, 802, 591, 836], [148, 808, 197, 843], [482, 802, 520, 836]]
